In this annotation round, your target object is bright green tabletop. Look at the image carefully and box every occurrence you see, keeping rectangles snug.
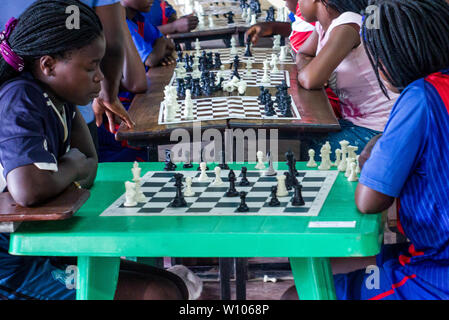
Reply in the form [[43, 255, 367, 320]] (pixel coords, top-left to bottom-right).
[[8, 162, 383, 300]]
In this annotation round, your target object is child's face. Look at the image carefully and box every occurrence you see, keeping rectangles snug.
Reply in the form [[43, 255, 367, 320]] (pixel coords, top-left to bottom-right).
[[299, 0, 318, 22], [283, 0, 298, 13], [121, 0, 154, 12], [40, 35, 106, 106]]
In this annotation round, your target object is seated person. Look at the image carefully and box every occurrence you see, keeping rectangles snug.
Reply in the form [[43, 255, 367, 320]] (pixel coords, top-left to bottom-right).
[[283, 0, 449, 300], [0, 0, 187, 300], [295, 0, 398, 159], [98, 0, 177, 162], [145, 0, 198, 35]]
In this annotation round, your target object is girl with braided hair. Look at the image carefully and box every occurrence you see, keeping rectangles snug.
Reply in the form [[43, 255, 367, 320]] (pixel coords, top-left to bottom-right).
[[284, 0, 449, 300], [0, 0, 188, 300], [296, 0, 398, 160]]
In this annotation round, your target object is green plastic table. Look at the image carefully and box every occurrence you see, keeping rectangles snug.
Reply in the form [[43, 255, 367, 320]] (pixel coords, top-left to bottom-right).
[[8, 162, 383, 300]]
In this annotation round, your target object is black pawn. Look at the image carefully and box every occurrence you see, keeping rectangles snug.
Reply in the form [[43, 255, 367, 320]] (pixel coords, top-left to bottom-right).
[[269, 186, 280, 207], [170, 173, 187, 208], [225, 170, 239, 197], [237, 191, 250, 212], [291, 183, 305, 206], [164, 149, 177, 171], [239, 167, 250, 186], [244, 39, 252, 57]]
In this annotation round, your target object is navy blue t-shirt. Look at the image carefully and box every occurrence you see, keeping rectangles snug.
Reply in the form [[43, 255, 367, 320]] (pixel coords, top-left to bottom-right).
[[0, 72, 75, 184]]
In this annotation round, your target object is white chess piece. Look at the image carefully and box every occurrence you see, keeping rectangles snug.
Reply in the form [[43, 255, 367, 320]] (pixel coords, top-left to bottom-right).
[[306, 149, 317, 168], [273, 35, 281, 50], [124, 181, 137, 207], [345, 158, 353, 177], [194, 38, 201, 52], [279, 46, 287, 61], [347, 161, 359, 182], [255, 151, 266, 169], [208, 15, 215, 28], [318, 145, 331, 170], [198, 14, 205, 29], [333, 149, 342, 167], [135, 181, 146, 203], [245, 7, 252, 24], [184, 177, 195, 197], [212, 167, 224, 185], [261, 63, 270, 83], [184, 89, 194, 120], [237, 80, 247, 95], [132, 161, 141, 181], [198, 162, 209, 181], [230, 37, 238, 55], [347, 146, 359, 161], [270, 54, 280, 73], [338, 140, 350, 172], [276, 175, 288, 197], [245, 59, 253, 76], [250, 14, 257, 25]]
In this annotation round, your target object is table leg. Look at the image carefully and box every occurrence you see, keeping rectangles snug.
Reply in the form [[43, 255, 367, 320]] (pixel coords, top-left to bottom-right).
[[235, 258, 248, 300], [76, 256, 120, 300], [238, 32, 245, 46], [289, 257, 336, 300], [219, 258, 232, 300]]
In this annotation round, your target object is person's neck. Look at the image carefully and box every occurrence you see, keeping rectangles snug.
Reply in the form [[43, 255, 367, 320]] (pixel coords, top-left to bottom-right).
[[317, 7, 341, 32], [125, 7, 138, 20]]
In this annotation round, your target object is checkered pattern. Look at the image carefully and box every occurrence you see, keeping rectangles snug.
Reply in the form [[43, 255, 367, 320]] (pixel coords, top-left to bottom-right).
[[187, 48, 294, 65], [170, 69, 290, 88], [100, 170, 339, 217], [195, 16, 264, 31], [158, 95, 301, 124]]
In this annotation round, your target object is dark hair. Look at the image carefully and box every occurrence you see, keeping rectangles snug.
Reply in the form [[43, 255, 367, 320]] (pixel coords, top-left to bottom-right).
[[320, 0, 370, 14], [362, 0, 449, 95], [0, 0, 103, 86]]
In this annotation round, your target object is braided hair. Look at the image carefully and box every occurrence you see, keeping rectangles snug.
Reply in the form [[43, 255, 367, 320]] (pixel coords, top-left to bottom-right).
[[320, 0, 370, 14], [362, 0, 449, 95], [0, 0, 103, 86]]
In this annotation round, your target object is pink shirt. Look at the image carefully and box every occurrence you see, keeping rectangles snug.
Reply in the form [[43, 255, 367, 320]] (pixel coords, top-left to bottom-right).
[[316, 12, 398, 132]]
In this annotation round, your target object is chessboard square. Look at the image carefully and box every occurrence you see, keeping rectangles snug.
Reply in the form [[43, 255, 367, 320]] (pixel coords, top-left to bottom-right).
[[152, 172, 175, 178], [204, 187, 228, 192], [160, 187, 177, 192], [250, 186, 273, 192], [143, 192, 156, 198], [263, 202, 290, 208], [283, 207, 311, 213], [141, 182, 166, 188], [189, 202, 217, 209], [148, 197, 175, 203], [191, 182, 211, 187], [215, 202, 239, 208], [303, 197, 316, 202], [138, 207, 165, 214], [302, 187, 321, 192], [195, 197, 222, 203], [241, 172, 261, 178], [186, 207, 213, 213], [258, 177, 278, 182]]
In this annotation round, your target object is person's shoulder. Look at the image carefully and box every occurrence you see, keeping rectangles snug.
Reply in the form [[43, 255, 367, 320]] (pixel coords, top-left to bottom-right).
[[332, 12, 362, 29], [0, 74, 46, 116]]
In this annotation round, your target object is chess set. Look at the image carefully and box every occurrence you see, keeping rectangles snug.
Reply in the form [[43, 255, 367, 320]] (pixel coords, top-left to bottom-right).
[[158, 95, 301, 125], [100, 151, 339, 217]]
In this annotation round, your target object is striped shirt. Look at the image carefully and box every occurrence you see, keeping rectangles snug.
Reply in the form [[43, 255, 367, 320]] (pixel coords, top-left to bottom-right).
[[360, 70, 449, 297]]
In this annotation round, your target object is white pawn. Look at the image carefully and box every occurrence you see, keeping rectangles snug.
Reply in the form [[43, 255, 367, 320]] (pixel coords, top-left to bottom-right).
[[348, 161, 359, 182], [184, 177, 195, 197], [333, 149, 342, 167], [124, 181, 137, 207], [245, 59, 253, 76], [279, 46, 287, 61], [306, 149, 317, 168], [230, 37, 238, 55], [255, 151, 266, 169], [261, 68, 270, 84], [276, 175, 288, 197], [212, 167, 224, 185], [198, 162, 209, 181]]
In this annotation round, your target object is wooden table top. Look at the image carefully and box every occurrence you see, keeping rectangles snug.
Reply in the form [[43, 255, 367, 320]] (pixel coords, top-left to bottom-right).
[[116, 57, 340, 143]]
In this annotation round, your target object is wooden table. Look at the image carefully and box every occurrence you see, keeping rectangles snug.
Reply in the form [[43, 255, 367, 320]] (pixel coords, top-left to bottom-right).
[[8, 162, 383, 300], [116, 60, 340, 152]]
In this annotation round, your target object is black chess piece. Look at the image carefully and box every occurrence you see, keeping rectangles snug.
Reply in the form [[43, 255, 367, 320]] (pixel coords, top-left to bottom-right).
[[164, 149, 177, 171], [285, 150, 299, 177], [183, 151, 194, 169], [284, 172, 293, 191], [170, 173, 188, 208], [214, 53, 222, 69], [231, 64, 240, 79], [265, 6, 275, 22], [269, 186, 280, 207], [239, 167, 250, 186], [237, 191, 250, 212], [244, 38, 252, 57], [225, 170, 239, 197], [219, 150, 230, 169], [232, 55, 240, 70], [265, 99, 276, 116], [225, 11, 235, 24], [291, 183, 305, 206]]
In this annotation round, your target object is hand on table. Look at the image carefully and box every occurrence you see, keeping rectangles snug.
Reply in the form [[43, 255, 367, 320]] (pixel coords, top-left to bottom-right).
[[175, 14, 199, 33], [61, 148, 95, 181]]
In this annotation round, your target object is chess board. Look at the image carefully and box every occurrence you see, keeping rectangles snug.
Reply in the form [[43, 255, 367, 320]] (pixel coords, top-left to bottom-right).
[[188, 48, 295, 65], [194, 16, 265, 31], [169, 69, 291, 88], [158, 95, 301, 125], [100, 170, 339, 217]]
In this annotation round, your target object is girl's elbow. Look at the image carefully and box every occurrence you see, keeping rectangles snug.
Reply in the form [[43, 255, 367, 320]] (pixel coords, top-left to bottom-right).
[[297, 73, 321, 90]]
